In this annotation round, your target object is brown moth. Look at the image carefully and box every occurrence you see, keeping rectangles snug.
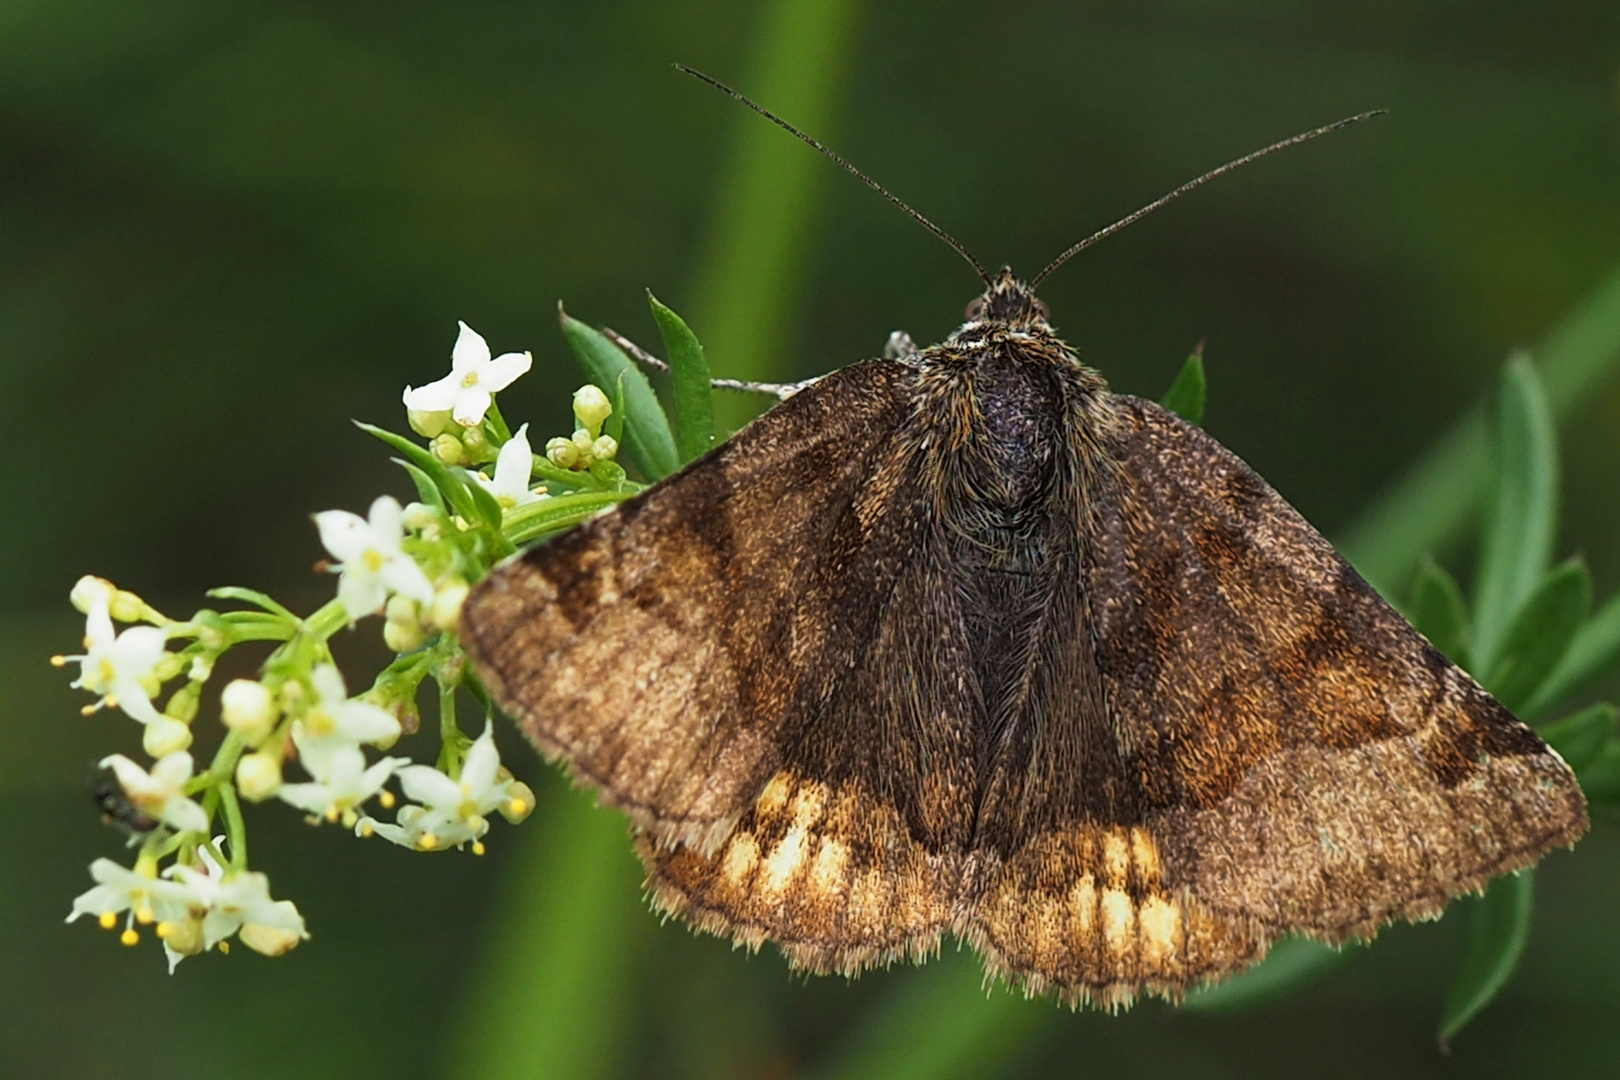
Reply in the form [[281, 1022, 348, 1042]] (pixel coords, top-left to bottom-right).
[[460, 90, 1587, 1008]]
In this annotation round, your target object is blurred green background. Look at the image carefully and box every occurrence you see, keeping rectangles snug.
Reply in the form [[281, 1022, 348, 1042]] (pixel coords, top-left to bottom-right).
[[5, 1, 1620, 1077]]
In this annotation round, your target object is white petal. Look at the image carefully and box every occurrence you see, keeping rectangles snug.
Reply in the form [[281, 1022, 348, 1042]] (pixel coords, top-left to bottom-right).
[[461, 725, 500, 795], [293, 739, 366, 787], [84, 601, 116, 650], [380, 556, 435, 606], [450, 386, 493, 426], [314, 510, 370, 563], [451, 321, 492, 373], [275, 781, 337, 814], [337, 570, 387, 619], [310, 664, 348, 706], [331, 700, 402, 744], [111, 626, 168, 674], [150, 751, 196, 789], [160, 794, 209, 835], [397, 764, 462, 809], [492, 426, 534, 499], [99, 754, 153, 794], [112, 678, 165, 725], [402, 373, 463, 412], [480, 351, 532, 393], [367, 496, 405, 547]]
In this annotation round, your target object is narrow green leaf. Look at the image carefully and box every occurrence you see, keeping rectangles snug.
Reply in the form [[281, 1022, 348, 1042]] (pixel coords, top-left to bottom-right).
[[1472, 357, 1558, 669], [1180, 937, 1353, 1012], [1159, 345, 1206, 427], [502, 490, 637, 547], [558, 305, 680, 480], [1439, 871, 1535, 1047], [603, 369, 627, 445], [1537, 702, 1617, 773], [355, 421, 479, 523], [648, 292, 716, 464], [1339, 260, 1620, 595], [1484, 560, 1590, 714], [1523, 592, 1620, 717], [1575, 738, 1620, 802], [1409, 556, 1472, 670], [204, 587, 298, 623], [396, 459, 448, 515]]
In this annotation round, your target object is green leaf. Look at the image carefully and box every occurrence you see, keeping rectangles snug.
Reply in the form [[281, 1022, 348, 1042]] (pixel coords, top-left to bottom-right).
[[396, 459, 448, 515], [1180, 937, 1353, 1012], [648, 291, 716, 464], [1439, 870, 1535, 1048], [1575, 737, 1620, 803], [1472, 357, 1558, 670], [1523, 592, 1620, 716], [1409, 556, 1472, 670], [1537, 701, 1617, 773], [502, 490, 638, 548], [355, 421, 479, 524], [204, 587, 298, 623], [1159, 345, 1206, 427], [557, 305, 680, 480], [1483, 559, 1590, 715], [602, 369, 627, 445]]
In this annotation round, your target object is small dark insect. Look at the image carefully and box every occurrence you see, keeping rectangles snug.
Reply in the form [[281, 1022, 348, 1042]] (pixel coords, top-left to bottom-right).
[[460, 73, 1586, 1007], [93, 768, 159, 837]]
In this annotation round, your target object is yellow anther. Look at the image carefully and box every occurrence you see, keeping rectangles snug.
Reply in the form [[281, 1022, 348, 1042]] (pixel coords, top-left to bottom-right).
[[341, 809, 359, 828], [98, 911, 117, 930], [418, 832, 439, 851], [50, 654, 67, 667], [324, 806, 339, 823], [461, 372, 479, 388], [471, 841, 486, 856], [358, 821, 375, 838], [306, 709, 335, 737], [104, 694, 120, 709], [81, 704, 99, 717], [120, 928, 139, 947], [362, 550, 385, 572], [156, 921, 174, 939], [379, 791, 396, 809], [218, 940, 230, 955], [135, 906, 155, 925]]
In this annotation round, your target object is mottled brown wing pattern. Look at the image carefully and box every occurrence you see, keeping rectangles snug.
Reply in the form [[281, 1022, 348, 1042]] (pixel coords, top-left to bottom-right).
[[462, 359, 929, 853]]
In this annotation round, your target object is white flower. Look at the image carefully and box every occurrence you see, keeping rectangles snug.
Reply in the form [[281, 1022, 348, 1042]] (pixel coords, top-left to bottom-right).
[[99, 752, 209, 834], [292, 665, 403, 774], [67, 857, 197, 942], [361, 724, 524, 852], [401, 321, 532, 426], [473, 424, 543, 510], [315, 496, 435, 619], [166, 845, 308, 958], [64, 598, 169, 725], [277, 742, 405, 823], [220, 678, 277, 744]]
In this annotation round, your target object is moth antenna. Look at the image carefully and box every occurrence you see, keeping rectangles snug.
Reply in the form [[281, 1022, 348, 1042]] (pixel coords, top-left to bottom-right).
[[676, 64, 993, 288], [1030, 111, 1387, 290]]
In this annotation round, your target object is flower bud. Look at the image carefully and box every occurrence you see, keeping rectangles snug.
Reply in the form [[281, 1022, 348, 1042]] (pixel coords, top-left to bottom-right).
[[401, 501, 438, 531], [164, 683, 200, 724], [591, 435, 619, 462], [573, 384, 612, 437], [500, 781, 537, 823], [160, 916, 205, 958], [460, 423, 491, 458], [407, 407, 454, 438], [236, 751, 283, 801], [143, 716, 193, 758], [431, 581, 470, 633], [221, 679, 278, 745], [109, 590, 145, 624], [571, 429, 594, 456], [430, 432, 466, 466], [153, 653, 186, 685], [188, 655, 215, 682], [383, 615, 425, 653], [545, 436, 579, 469], [240, 922, 304, 957], [70, 575, 117, 614]]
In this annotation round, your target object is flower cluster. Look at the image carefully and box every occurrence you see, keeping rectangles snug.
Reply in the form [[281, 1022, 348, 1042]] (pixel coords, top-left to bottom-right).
[[57, 320, 618, 971]]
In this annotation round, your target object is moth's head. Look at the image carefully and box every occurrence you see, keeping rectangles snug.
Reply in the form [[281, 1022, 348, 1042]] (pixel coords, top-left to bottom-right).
[[964, 267, 1050, 329]]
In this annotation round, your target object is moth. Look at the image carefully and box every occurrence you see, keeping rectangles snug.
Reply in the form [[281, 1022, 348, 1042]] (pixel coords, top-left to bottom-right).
[[460, 79, 1587, 1007]]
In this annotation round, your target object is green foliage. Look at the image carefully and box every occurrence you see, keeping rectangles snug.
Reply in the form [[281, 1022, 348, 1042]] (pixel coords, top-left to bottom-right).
[[1159, 345, 1207, 426], [1439, 872, 1536, 1049], [558, 307, 682, 480], [648, 292, 717, 465]]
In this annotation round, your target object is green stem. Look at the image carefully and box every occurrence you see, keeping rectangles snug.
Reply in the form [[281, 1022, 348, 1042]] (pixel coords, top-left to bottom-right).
[[303, 597, 350, 640], [218, 783, 247, 871], [438, 674, 465, 776]]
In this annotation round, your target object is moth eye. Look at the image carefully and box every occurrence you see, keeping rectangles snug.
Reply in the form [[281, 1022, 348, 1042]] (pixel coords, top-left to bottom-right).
[[965, 298, 986, 320], [1034, 299, 1050, 321]]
